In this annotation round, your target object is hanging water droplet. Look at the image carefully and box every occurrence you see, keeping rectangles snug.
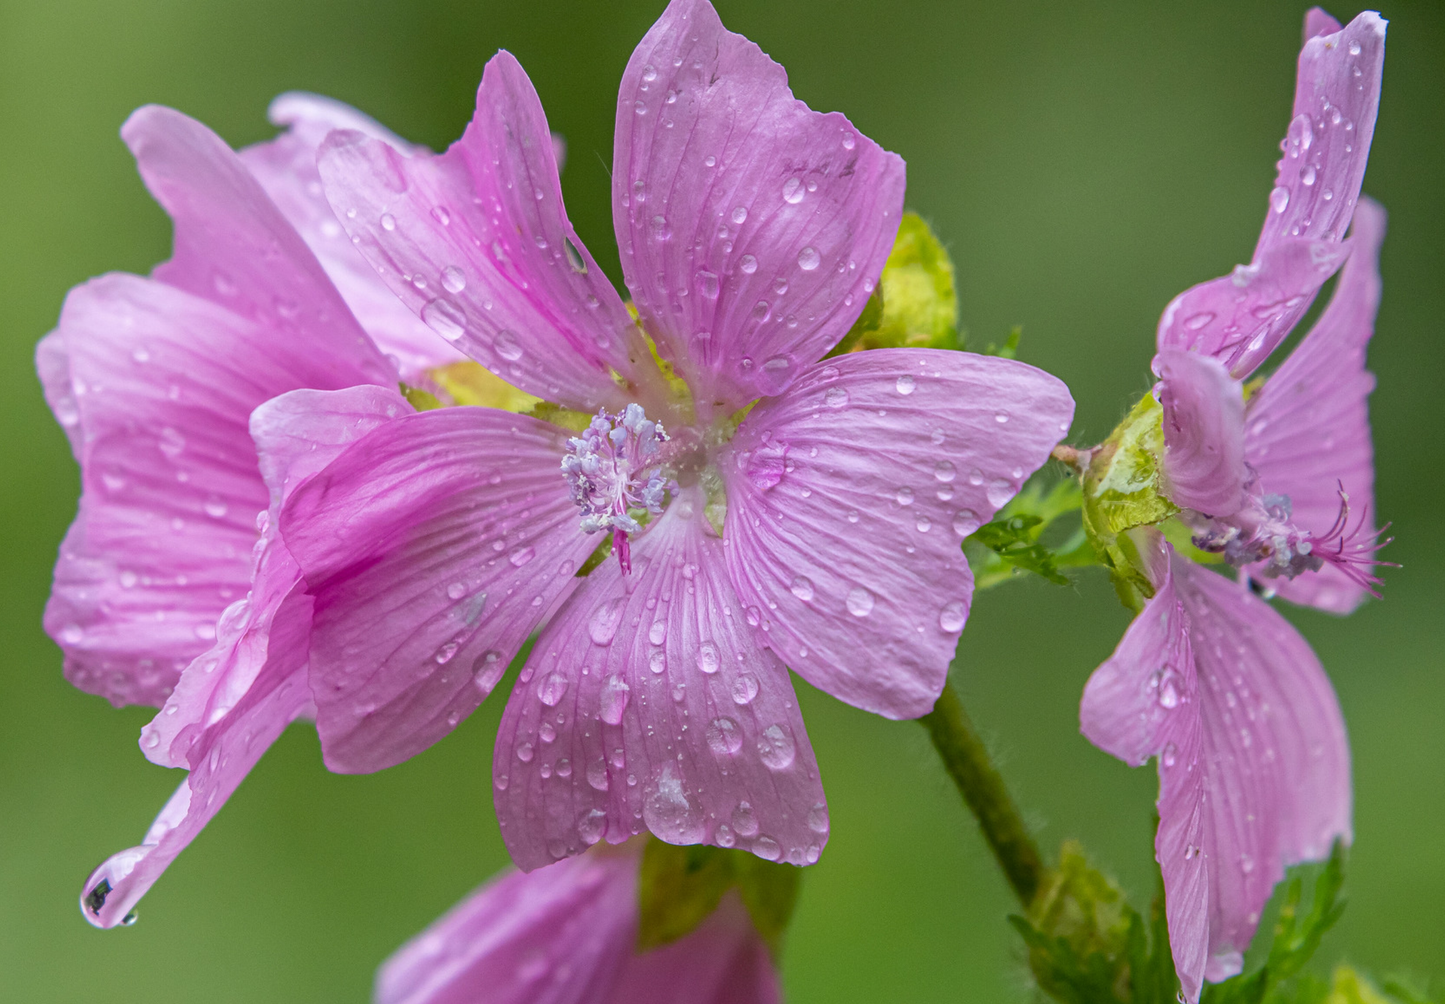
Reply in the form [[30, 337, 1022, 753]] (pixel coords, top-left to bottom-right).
[[986, 478, 1015, 508], [807, 803, 829, 833], [715, 823, 736, 847], [753, 836, 782, 861], [732, 801, 759, 837], [578, 809, 607, 845]]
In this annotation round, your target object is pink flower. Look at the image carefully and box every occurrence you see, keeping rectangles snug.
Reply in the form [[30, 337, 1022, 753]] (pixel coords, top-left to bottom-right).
[[1081, 10, 1386, 998], [1081, 537, 1350, 1002], [43, 100, 456, 927], [375, 844, 779, 1004], [279, 0, 1073, 870], [1154, 9, 1388, 614]]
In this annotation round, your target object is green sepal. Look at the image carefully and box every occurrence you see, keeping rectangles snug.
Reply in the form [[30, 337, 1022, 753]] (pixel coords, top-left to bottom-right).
[[967, 479, 1095, 589], [1080, 393, 1178, 607], [635, 839, 800, 959], [399, 382, 444, 412], [829, 211, 959, 355]]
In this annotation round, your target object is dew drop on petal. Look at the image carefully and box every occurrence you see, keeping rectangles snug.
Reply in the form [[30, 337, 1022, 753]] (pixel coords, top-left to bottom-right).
[[789, 576, 814, 601], [933, 460, 956, 483], [953, 509, 980, 536], [757, 724, 796, 770], [598, 674, 631, 725], [782, 178, 805, 204], [731, 673, 760, 706], [421, 299, 467, 342], [797, 246, 821, 271], [738, 254, 758, 274], [896, 374, 916, 395], [807, 803, 830, 833], [494, 331, 524, 361], [1269, 186, 1290, 214], [753, 836, 782, 861], [578, 809, 607, 845], [441, 266, 466, 293], [706, 717, 742, 756], [825, 386, 849, 408], [939, 601, 966, 632], [380, 213, 396, 231], [537, 673, 569, 707], [732, 801, 759, 837], [696, 642, 720, 674], [588, 598, 625, 645], [846, 587, 874, 617]]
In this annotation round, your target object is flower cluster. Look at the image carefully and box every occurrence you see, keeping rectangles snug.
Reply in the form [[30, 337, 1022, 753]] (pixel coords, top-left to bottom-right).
[[34, 1, 1399, 1002]]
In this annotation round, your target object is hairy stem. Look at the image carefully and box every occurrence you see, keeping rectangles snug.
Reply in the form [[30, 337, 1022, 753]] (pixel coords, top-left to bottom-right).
[[920, 681, 1046, 906]]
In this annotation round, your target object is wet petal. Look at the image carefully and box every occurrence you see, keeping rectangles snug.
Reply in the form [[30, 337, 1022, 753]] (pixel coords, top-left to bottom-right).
[[1155, 348, 1247, 517], [279, 406, 594, 773], [317, 53, 643, 413], [36, 331, 81, 458], [721, 349, 1073, 719], [1081, 547, 1351, 1001], [376, 852, 637, 1004], [79, 585, 313, 928], [494, 490, 826, 872], [1254, 12, 1386, 257], [239, 93, 465, 377], [122, 104, 394, 384], [613, 0, 905, 415], [1246, 198, 1384, 613]]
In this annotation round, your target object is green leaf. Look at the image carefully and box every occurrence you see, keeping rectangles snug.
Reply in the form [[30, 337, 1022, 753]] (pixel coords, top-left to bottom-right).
[[967, 479, 1094, 588], [635, 839, 801, 958], [983, 325, 1023, 358], [830, 211, 959, 354], [399, 382, 443, 412]]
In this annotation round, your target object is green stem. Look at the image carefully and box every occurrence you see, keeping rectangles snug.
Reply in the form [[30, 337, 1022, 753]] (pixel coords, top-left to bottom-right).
[[919, 680, 1046, 907]]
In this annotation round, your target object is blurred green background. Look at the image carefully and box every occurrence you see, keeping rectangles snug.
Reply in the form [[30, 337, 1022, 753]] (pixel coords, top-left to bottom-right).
[[1, 0, 1441, 1000]]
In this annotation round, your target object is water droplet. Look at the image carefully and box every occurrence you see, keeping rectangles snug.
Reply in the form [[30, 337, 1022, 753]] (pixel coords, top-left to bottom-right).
[[1348, 39, 1362, 56], [517, 742, 535, 763], [587, 760, 610, 791], [895, 374, 916, 395], [731, 206, 748, 225], [434, 641, 459, 664], [797, 246, 821, 271], [1156, 669, 1182, 709], [738, 254, 758, 274], [599, 674, 631, 724], [509, 546, 535, 567], [1240, 854, 1255, 874], [824, 386, 849, 408], [495, 773, 509, 790], [648, 620, 667, 645], [578, 809, 607, 845], [644, 768, 704, 843], [695, 269, 719, 299], [782, 178, 805, 204], [537, 673, 569, 707], [953, 509, 980, 536], [539, 722, 556, 743], [642, 64, 658, 82], [933, 460, 956, 483], [807, 803, 829, 833], [994, 410, 1009, 424], [1161, 742, 1178, 768], [648, 650, 666, 674], [447, 582, 467, 600], [421, 299, 467, 342], [203, 497, 228, 519], [731, 673, 760, 705], [1185, 844, 1198, 860], [380, 213, 396, 231], [696, 642, 720, 674], [1301, 165, 1317, 187], [986, 478, 1015, 508], [789, 576, 814, 601], [715, 823, 736, 847], [916, 515, 931, 532], [704, 154, 717, 168], [936, 600, 968, 632], [1269, 186, 1290, 214], [896, 487, 914, 506], [846, 587, 874, 617], [732, 801, 759, 837], [706, 717, 742, 756], [489, 330, 532, 367], [118, 571, 137, 589], [441, 266, 466, 293], [753, 836, 782, 861], [589, 598, 625, 645]]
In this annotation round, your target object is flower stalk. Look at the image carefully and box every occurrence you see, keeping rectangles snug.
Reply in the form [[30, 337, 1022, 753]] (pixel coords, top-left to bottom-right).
[[920, 680, 1046, 907]]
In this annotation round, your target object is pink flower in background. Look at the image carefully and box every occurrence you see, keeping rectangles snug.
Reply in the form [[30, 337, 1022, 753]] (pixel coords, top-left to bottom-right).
[[278, 0, 1073, 871], [376, 843, 778, 1004], [1082, 9, 1385, 999], [1154, 9, 1387, 614], [41, 99, 457, 927]]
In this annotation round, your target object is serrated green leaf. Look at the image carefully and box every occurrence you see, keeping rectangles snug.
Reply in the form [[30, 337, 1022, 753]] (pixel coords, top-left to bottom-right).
[[830, 211, 959, 354], [967, 479, 1093, 588]]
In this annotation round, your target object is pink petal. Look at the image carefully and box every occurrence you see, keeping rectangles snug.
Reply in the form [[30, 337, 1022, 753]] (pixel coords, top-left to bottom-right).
[[122, 105, 394, 385], [1253, 12, 1387, 259], [43, 277, 277, 706], [36, 330, 82, 458], [1156, 11, 1385, 379], [317, 53, 644, 414], [1081, 547, 1351, 1001], [494, 490, 827, 871], [605, 893, 781, 1004], [1246, 197, 1384, 613], [279, 407, 595, 773], [720, 349, 1074, 719], [613, 0, 906, 415], [1304, 8, 1342, 43], [1155, 348, 1247, 517], [1155, 237, 1349, 380], [80, 585, 314, 928], [239, 93, 466, 377], [376, 852, 637, 1004]]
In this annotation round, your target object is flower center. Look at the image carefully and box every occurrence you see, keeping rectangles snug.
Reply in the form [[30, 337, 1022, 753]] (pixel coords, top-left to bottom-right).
[[562, 404, 674, 573], [1181, 487, 1387, 593]]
